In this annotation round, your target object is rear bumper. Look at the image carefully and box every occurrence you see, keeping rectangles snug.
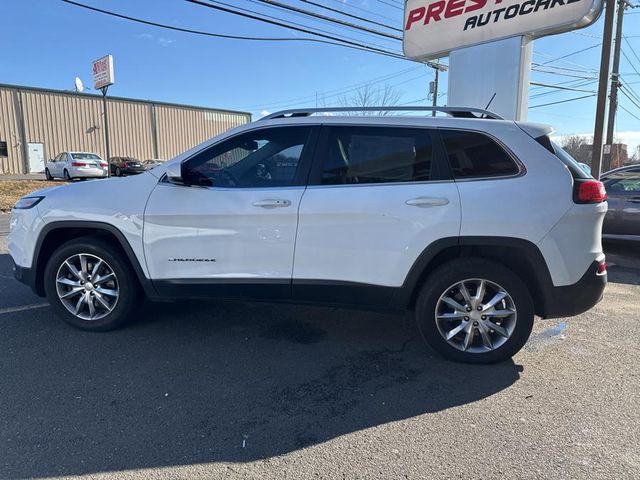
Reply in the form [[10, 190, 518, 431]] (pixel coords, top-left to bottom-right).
[[70, 167, 108, 178], [537, 260, 607, 319]]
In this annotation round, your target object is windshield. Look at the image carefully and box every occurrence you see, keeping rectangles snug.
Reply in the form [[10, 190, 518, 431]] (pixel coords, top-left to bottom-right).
[[71, 153, 101, 160]]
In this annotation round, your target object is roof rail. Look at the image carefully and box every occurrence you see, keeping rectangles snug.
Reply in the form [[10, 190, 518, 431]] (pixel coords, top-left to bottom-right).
[[260, 106, 503, 120]]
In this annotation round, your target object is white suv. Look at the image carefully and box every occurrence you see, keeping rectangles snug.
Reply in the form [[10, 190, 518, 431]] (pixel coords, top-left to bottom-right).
[[9, 107, 608, 363]]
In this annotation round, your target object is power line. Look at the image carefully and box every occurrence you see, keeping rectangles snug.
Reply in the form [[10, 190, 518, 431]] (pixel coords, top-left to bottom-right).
[[529, 94, 596, 109], [618, 103, 640, 121], [618, 85, 640, 110], [538, 43, 602, 66], [325, 0, 398, 23], [59, 0, 395, 53], [233, 0, 398, 51], [252, 0, 402, 41], [298, 0, 402, 32], [239, 65, 423, 109], [623, 36, 640, 65], [371, 0, 403, 10], [185, 0, 409, 60]]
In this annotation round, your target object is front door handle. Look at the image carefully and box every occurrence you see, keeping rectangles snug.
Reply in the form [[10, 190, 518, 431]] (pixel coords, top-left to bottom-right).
[[406, 197, 450, 208], [252, 199, 292, 209]]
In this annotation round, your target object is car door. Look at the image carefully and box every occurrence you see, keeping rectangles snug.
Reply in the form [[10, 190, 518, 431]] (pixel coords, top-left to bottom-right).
[[292, 124, 461, 307], [143, 125, 319, 299], [52, 153, 64, 176], [602, 167, 640, 237]]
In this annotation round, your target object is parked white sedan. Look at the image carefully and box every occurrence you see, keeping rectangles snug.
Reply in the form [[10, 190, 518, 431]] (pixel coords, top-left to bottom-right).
[[45, 152, 108, 180]]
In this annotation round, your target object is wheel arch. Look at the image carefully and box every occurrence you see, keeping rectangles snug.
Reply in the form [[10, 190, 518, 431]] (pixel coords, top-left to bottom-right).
[[32, 221, 156, 298], [399, 236, 554, 317]]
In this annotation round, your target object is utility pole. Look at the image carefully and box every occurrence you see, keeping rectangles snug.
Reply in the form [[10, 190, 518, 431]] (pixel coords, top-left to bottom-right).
[[431, 67, 439, 117], [604, 0, 627, 173], [592, 0, 617, 179]]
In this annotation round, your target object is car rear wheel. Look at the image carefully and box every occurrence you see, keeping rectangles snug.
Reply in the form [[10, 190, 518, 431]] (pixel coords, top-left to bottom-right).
[[45, 168, 52, 180], [44, 237, 141, 331], [63, 169, 71, 181], [115, 167, 122, 177], [416, 258, 534, 364]]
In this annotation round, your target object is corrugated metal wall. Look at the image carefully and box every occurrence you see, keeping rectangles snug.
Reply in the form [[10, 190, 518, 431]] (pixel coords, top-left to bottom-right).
[[0, 89, 23, 175], [0, 84, 250, 174]]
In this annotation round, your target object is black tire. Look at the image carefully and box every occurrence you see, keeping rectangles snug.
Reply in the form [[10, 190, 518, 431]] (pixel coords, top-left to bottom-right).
[[45, 168, 52, 180], [416, 258, 534, 364], [115, 167, 122, 177], [44, 236, 141, 331], [63, 169, 71, 181]]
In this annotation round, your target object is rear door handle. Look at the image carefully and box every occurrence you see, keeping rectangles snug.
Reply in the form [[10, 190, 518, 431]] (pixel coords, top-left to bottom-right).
[[252, 199, 292, 209], [406, 197, 450, 208]]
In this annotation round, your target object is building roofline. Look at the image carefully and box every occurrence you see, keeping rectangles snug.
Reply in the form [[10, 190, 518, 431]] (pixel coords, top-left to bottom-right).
[[0, 82, 252, 117]]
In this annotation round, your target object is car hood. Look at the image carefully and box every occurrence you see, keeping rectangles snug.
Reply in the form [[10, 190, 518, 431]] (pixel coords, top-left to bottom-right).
[[36, 173, 159, 223]]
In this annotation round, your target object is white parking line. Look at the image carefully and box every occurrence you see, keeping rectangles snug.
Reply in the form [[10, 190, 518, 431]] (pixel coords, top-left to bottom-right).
[[0, 303, 49, 315]]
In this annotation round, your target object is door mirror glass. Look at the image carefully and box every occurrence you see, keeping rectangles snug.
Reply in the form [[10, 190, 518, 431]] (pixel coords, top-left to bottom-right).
[[166, 162, 183, 184]]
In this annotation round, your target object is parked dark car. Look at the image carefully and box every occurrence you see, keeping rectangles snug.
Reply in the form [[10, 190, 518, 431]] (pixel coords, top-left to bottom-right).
[[601, 164, 640, 241], [109, 157, 146, 176]]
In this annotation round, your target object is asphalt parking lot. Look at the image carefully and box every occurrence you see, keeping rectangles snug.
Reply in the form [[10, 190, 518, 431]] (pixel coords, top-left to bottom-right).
[[0, 219, 638, 479]]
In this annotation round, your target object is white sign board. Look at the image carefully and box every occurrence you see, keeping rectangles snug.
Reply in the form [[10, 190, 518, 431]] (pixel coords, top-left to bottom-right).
[[93, 55, 114, 90], [403, 0, 603, 61]]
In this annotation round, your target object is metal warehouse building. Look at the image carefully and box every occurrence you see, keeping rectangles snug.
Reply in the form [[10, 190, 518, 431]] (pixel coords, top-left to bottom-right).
[[0, 83, 251, 175]]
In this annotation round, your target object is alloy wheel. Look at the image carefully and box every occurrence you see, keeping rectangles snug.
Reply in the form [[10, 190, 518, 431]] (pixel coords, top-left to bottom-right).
[[55, 253, 119, 320], [434, 278, 517, 353]]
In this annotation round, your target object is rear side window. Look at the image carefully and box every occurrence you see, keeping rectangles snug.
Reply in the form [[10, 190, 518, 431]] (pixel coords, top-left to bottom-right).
[[320, 126, 435, 185], [440, 130, 519, 179]]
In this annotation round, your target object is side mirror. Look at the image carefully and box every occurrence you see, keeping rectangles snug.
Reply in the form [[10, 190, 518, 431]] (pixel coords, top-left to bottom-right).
[[166, 162, 184, 184]]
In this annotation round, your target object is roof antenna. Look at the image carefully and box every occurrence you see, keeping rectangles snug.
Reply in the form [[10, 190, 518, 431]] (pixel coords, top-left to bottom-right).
[[483, 92, 497, 118]]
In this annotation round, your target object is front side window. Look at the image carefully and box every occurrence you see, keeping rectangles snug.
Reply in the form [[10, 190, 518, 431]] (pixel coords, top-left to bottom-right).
[[320, 126, 434, 185], [441, 130, 519, 179], [183, 127, 312, 188]]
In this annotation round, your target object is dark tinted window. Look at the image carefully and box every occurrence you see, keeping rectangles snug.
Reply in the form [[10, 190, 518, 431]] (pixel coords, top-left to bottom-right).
[[184, 127, 312, 188], [441, 130, 518, 179], [321, 126, 434, 185], [0, 141, 7, 157]]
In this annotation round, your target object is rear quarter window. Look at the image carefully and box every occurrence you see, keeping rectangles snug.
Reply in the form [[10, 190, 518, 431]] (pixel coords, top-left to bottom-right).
[[440, 130, 519, 179]]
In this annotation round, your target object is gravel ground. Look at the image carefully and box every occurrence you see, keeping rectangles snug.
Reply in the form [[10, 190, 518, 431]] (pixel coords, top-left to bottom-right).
[[0, 231, 638, 480]]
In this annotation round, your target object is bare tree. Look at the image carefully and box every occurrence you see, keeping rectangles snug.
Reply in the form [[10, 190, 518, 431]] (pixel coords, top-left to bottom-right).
[[335, 84, 402, 115], [560, 135, 592, 165]]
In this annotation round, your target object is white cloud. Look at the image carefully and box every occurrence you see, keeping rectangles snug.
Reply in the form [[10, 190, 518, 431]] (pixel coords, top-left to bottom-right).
[[260, 110, 271, 116], [135, 33, 175, 47]]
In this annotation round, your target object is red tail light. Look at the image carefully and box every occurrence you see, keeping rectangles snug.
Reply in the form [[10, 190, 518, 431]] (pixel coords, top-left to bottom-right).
[[71, 162, 86, 167], [99, 162, 108, 168], [123, 162, 129, 168], [575, 180, 607, 204], [597, 261, 607, 275]]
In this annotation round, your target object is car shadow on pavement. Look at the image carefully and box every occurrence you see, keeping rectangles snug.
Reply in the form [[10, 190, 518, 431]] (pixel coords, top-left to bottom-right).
[[604, 241, 640, 286], [0, 256, 522, 478]]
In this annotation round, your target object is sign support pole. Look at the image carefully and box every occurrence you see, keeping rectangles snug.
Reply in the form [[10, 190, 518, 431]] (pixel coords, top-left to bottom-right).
[[592, 0, 617, 180], [101, 86, 111, 178]]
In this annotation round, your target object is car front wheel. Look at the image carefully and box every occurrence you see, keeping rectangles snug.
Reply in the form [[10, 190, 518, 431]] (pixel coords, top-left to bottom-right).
[[416, 258, 534, 364], [45, 168, 52, 180], [44, 237, 141, 331]]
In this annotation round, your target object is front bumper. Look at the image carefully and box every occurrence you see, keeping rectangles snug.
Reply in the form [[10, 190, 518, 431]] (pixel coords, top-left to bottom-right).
[[538, 260, 607, 319], [12, 260, 38, 292]]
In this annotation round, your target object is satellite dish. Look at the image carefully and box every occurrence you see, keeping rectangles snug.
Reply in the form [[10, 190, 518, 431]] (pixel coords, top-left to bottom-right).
[[74, 77, 84, 93]]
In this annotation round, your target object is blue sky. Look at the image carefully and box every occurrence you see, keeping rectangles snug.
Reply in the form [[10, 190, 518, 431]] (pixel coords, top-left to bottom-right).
[[2, 0, 640, 152]]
